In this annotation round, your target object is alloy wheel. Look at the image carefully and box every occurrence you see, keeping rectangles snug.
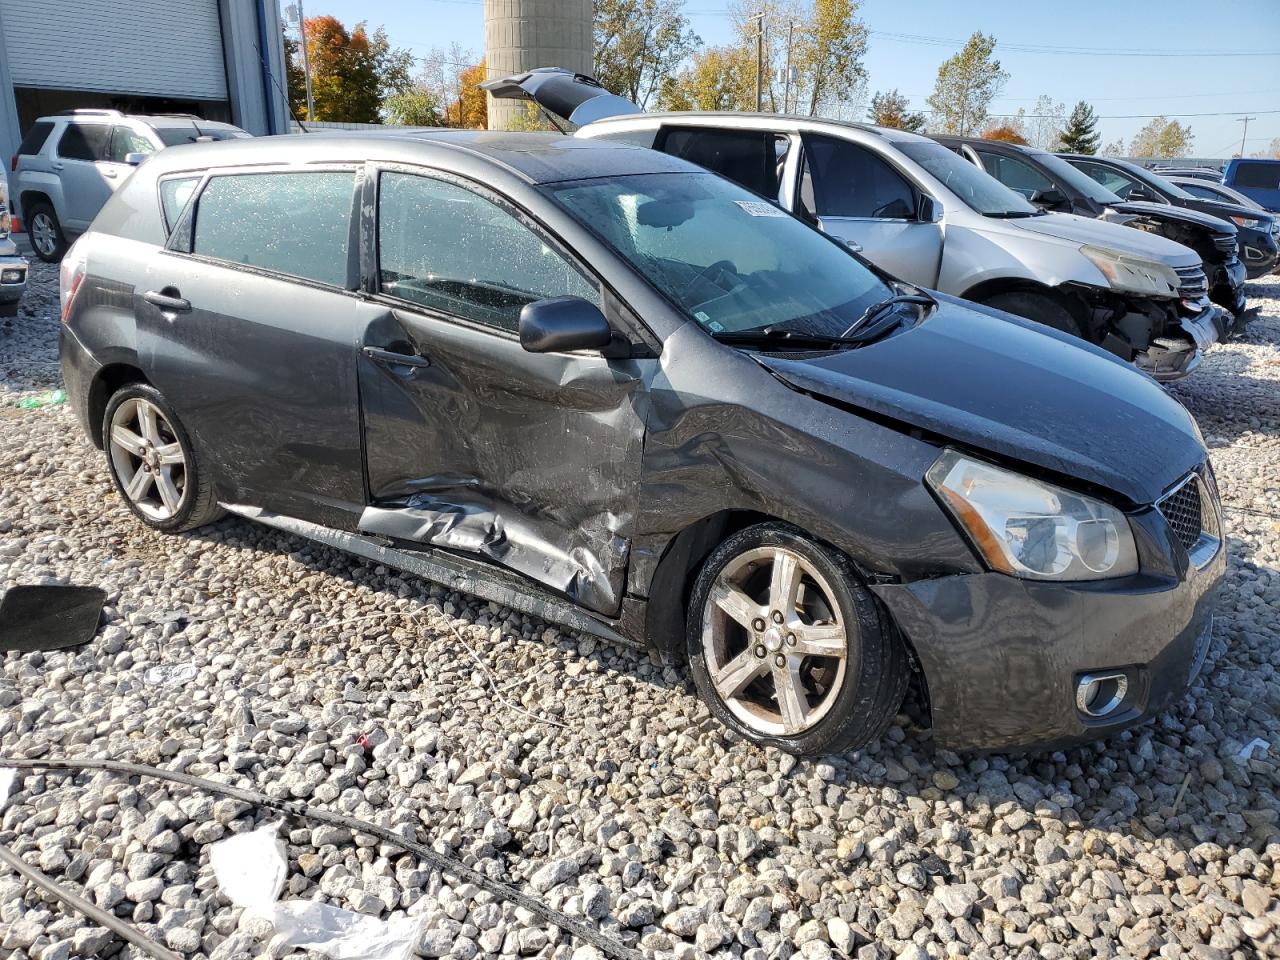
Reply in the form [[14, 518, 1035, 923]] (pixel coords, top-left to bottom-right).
[[30, 212, 58, 258], [108, 398, 189, 521], [700, 546, 848, 736]]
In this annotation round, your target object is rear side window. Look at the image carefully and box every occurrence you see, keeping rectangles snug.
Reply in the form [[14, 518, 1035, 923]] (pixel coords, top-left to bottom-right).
[[376, 171, 599, 333], [110, 127, 155, 163], [802, 135, 917, 220], [1232, 162, 1280, 190], [17, 121, 55, 156], [191, 171, 355, 286], [57, 123, 110, 162], [159, 176, 201, 231], [659, 128, 788, 199]]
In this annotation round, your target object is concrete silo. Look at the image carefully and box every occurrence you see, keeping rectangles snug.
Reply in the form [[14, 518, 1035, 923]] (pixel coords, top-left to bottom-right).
[[483, 0, 593, 131]]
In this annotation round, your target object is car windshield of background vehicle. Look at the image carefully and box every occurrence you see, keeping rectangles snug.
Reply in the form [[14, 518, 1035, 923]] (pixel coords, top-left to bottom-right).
[[897, 141, 1041, 217], [1031, 150, 1122, 205], [1128, 162, 1195, 200], [548, 171, 892, 337], [154, 126, 247, 146]]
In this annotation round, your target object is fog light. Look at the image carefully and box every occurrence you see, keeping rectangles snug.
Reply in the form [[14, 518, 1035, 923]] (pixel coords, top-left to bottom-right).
[[1075, 671, 1128, 718], [0, 268, 22, 284]]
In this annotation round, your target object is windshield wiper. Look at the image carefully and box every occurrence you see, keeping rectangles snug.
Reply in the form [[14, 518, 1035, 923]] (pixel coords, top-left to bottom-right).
[[983, 210, 1043, 219], [712, 327, 863, 349], [839, 292, 936, 339]]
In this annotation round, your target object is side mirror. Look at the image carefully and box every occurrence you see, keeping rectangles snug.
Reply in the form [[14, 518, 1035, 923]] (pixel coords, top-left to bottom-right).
[[1031, 188, 1067, 210], [519, 296, 613, 353], [917, 195, 943, 223], [1127, 186, 1154, 202], [124, 152, 148, 166]]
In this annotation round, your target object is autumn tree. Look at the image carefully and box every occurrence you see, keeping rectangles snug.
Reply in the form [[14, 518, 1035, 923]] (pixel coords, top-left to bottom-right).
[[283, 34, 308, 120], [292, 16, 414, 122], [383, 86, 442, 126], [1101, 138, 1126, 156], [1059, 101, 1100, 154], [594, 0, 700, 108], [451, 61, 488, 129], [981, 123, 1028, 145], [868, 89, 925, 131], [794, 0, 867, 116], [659, 46, 755, 111], [926, 32, 1008, 136], [1128, 117, 1193, 159], [1251, 137, 1280, 159]]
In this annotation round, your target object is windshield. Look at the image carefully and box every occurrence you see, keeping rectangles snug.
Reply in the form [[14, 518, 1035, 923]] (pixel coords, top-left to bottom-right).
[[898, 141, 1040, 217], [547, 172, 893, 338], [1030, 150, 1121, 205], [154, 126, 248, 147], [1122, 160, 1194, 200]]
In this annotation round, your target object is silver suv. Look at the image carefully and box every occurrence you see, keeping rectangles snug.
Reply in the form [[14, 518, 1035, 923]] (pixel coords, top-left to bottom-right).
[[9, 109, 248, 262]]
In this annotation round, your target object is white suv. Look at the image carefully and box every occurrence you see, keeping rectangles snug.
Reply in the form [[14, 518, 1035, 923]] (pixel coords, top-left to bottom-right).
[[9, 109, 249, 262]]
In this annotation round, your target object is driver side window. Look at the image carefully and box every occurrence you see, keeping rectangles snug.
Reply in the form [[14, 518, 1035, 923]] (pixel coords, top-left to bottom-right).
[[976, 151, 1053, 198], [801, 135, 917, 220], [1075, 162, 1142, 200], [376, 172, 600, 333]]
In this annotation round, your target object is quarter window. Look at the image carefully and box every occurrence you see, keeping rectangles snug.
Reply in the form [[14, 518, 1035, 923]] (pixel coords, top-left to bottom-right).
[[801, 135, 917, 220], [17, 121, 55, 157], [109, 127, 155, 163], [191, 171, 355, 287], [376, 171, 599, 333], [159, 177, 201, 232], [57, 124, 110, 162]]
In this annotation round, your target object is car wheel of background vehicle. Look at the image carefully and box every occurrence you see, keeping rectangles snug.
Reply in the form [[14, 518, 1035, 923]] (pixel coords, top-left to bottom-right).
[[26, 203, 68, 263], [102, 383, 223, 533], [687, 522, 910, 756], [981, 291, 1083, 340]]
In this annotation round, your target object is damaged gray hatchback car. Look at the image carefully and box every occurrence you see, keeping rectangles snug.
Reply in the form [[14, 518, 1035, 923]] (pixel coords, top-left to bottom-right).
[[60, 132, 1223, 754]]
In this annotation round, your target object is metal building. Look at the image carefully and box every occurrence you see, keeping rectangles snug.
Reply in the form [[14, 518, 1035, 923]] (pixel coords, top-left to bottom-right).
[[0, 0, 291, 167], [483, 0, 592, 131]]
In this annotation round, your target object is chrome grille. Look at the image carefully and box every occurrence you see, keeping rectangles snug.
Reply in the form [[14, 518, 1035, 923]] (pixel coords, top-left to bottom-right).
[[1212, 233, 1238, 258], [1174, 265, 1209, 301]]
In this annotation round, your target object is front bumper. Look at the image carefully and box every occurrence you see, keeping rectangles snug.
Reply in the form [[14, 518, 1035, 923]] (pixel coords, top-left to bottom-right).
[[1133, 304, 1220, 382], [1210, 258, 1248, 316], [873, 508, 1225, 751], [0, 249, 26, 318], [1240, 232, 1279, 280]]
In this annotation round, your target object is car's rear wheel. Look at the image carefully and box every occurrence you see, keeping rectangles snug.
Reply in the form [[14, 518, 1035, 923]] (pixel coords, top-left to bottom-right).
[[981, 291, 1084, 340], [26, 203, 67, 263], [687, 522, 910, 755], [103, 383, 223, 532]]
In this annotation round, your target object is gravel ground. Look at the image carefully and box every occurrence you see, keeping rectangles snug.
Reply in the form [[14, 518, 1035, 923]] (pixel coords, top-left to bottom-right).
[[1, 261, 1277, 960]]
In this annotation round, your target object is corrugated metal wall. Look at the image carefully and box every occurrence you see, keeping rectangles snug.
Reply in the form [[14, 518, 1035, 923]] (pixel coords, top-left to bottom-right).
[[0, 0, 228, 101]]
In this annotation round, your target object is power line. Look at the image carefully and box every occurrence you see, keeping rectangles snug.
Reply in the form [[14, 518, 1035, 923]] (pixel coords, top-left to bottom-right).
[[866, 30, 1280, 58]]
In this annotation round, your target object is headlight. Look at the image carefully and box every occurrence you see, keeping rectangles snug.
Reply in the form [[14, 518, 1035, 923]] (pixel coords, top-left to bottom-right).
[[927, 450, 1139, 581], [1230, 216, 1263, 229], [1080, 244, 1181, 298], [0, 268, 23, 284]]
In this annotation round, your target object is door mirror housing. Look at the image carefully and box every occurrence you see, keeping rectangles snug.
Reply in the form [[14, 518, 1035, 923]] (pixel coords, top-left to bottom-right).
[[1127, 185, 1156, 202], [917, 195, 943, 223], [1030, 188, 1067, 210], [519, 297, 614, 353], [124, 152, 149, 166]]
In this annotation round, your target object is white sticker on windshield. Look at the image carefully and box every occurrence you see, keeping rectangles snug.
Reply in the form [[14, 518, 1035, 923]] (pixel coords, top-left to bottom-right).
[[734, 200, 787, 217]]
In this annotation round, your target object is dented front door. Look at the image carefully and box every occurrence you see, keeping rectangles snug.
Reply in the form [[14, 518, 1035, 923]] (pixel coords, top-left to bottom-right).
[[355, 169, 646, 616]]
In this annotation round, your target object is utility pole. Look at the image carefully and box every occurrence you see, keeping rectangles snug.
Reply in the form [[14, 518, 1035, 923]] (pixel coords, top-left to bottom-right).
[[1237, 115, 1256, 157], [287, 2, 315, 120], [750, 12, 765, 112], [782, 20, 795, 114]]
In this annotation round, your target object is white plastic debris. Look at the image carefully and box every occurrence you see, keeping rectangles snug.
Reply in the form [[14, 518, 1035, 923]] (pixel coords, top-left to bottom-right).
[[143, 663, 198, 686], [209, 819, 287, 912], [0, 768, 14, 811], [209, 819, 423, 960], [1235, 738, 1271, 762], [270, 901, 424, 960]]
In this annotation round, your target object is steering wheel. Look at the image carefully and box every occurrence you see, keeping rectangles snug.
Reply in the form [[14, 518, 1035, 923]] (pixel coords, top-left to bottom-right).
[[679, 259, 740, 300]]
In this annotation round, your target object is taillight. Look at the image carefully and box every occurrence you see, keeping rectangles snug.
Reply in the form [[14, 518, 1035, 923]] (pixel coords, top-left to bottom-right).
[[59, 240, 87, 323]]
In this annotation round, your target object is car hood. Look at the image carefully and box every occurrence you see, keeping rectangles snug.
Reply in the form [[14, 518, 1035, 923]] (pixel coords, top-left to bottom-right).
[[754, 297, 1204, 505], [1105, 200, 1237, 234], [1010, 212, 1201, 265]]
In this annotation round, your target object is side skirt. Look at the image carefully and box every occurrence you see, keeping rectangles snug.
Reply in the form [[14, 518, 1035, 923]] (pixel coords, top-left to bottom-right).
[[220, 503, 633, 647]]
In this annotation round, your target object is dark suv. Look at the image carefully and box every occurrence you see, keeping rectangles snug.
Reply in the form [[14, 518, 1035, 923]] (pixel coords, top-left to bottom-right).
[[60, 132, 1223, 754], [934, 136, 1249, 325]]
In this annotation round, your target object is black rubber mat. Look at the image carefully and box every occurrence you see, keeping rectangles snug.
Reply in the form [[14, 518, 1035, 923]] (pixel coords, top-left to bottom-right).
[[0, 586, 106, 654]]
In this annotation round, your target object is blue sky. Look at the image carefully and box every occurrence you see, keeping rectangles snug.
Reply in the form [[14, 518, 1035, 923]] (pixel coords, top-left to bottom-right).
[[307, 0, 1280, 154]]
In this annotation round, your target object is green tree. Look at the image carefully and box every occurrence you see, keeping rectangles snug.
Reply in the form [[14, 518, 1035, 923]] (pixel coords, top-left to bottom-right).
[[926, 32, 1008, 136], [300, 15, 414, 123], [594, 0, 701, 109], [1128, 116, 1194, 159], [795, 0, 867, 116], [383, 86, 442, 126], [659, 45, 755, 111], [868, 89, 925, 131], [1059, 101, 1101, 154]]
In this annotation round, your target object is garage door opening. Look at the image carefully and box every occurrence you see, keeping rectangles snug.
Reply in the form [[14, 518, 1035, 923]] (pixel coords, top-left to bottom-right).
[[14, 88, 232, 133]]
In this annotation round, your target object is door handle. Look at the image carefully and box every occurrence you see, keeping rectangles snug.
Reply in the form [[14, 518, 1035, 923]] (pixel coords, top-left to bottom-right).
[[362, 345, 431, 369], [52, 162, 64, 171], [143, 290, 191, 313]]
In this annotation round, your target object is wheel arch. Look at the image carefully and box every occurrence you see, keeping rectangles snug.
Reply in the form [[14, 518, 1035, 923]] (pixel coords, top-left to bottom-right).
[[960, 277, 1090, 327], [88, 363, 150, 448]]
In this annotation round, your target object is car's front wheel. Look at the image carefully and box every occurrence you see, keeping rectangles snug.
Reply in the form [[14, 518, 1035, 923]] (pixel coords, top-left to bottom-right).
[[981, 291, 1084, 340], [103, 383, 223, 532], [687, 522, 910, 756], [26, 202, 68, 263]]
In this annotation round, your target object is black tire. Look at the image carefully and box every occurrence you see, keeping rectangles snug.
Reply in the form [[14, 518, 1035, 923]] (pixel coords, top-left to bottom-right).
[[686, 522, 911, 756], [26, 202, 68, 263], [102, 383, 224, 533], [981, 291, 1084, 339]]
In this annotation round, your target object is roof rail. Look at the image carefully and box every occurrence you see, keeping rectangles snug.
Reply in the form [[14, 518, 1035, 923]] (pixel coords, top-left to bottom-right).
[[147, 113, 204, 121], [56, 108, 123, 117]]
